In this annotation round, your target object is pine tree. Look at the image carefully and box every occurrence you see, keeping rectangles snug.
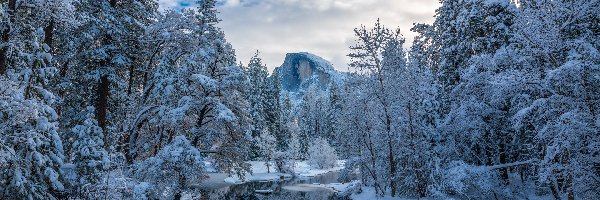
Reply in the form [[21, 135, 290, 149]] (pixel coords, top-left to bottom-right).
[[72, 106, 109, 191], [298, 85, 331, 158], [266, 68, 283, 149], [134, 135, 207, 200], [125, 9, 211, 161], [244, 51, 270, 158], [65, 0, 158, 147], [0, 0, 74, 75], [425, 0, 516, 114], [278, 91, 295, 150], [327, 81, 344, 150], [286, 119, 303, 160], [511, 1, 600, 199], [126, 2, 252, 178], [0, 28, 65, 200], [514, 35, 600, 200]]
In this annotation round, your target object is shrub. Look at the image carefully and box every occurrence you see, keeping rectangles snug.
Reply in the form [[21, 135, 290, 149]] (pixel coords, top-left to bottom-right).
[[307, 138, 338, 169]]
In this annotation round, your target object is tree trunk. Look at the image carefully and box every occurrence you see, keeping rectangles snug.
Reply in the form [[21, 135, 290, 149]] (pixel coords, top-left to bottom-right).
[[360, 117, 382, 196], [385, 112, 397, 197], [388, 138, 397, 196], [550, 178, 561, 200], [43, 20, 55, 49], [175, 168, 186, 200], [127, 64, 135, 95], [499, 138, 510, 185], [408, 104, 427, 197], [565, 150, 574, 200], [97, 75, 110, 144]]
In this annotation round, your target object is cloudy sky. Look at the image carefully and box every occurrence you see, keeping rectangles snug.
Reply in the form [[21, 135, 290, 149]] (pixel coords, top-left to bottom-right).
[[158, 0, 440, 72]]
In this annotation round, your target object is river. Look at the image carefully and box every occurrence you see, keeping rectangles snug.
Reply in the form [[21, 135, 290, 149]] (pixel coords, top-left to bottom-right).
[[194, 171, 355, 200]]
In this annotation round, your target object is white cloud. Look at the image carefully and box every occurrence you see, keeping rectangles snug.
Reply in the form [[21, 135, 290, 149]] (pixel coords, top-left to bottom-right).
[[159, 0, 440, 72], [158, 0, 183, 10]]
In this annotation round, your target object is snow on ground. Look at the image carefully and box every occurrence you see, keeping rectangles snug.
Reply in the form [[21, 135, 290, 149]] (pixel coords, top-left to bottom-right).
[[294, 160, 345, 177], [351, 187, 416, 200], [350, 188, 555, 200], [326, 180, 361, 194], [223, 160, 345, 184], [283, 180, 360, 194], [282, 184, 337, 192]]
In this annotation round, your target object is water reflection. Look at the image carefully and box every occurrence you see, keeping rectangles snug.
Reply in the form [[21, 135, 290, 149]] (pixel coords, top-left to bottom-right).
[[202, 172, 351, 200]]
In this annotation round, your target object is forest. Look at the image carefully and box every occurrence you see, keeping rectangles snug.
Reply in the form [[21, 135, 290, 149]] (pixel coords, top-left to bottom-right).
[[0, 0, 598, 199]]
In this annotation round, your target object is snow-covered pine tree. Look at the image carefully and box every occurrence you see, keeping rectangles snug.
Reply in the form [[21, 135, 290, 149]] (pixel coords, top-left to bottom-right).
[[299, 85, 331, 144], [265, 68, 284, 149], [65, 0, 158, 148], [511, 1, 600, 199], [125, 9, 208, 162], [71, 106, 109, 195], [0, 28, 66, 200], [418, 0, 522, 197], [327, 80, 345, 151], [244, 51, 270, 158], [425, 0, 516, 114], [127, 2, 252, 178], [332, 79, 363, 161], [0, 0, 74, 75], [125, 1, 251, 180], [134, 135, 207, 200], [278, 91, 295, 150], [514, 45, 600, 199], [440, 51, 533, 198]]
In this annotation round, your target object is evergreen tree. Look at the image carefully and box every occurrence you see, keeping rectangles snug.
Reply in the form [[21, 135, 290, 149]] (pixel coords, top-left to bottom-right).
[[134, 135, 207, 200], [0, 28, 65, 200], [72, 106, 109, 191], [266, 68, 283, 149], [425, 0, 516, 114], [244, 51, 270, 158], [0, 0, 74, 75], [278, 91, 295, 149], [327, 80, 345, 150], [65, 0, 158, 147], [511, 1, 600, 199], [126, 2, 252, 178]]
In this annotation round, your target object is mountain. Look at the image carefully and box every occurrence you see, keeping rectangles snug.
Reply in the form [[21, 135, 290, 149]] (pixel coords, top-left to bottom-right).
[[275, 52, 343, 96]]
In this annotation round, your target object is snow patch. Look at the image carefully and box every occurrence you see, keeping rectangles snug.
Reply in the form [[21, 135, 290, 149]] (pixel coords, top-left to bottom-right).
[[223, 160, 345, 184], [295, 160, 345, 177]]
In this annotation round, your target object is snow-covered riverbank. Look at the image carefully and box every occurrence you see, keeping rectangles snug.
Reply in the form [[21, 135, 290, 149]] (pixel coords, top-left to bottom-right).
[[223, 160, 346, 184]]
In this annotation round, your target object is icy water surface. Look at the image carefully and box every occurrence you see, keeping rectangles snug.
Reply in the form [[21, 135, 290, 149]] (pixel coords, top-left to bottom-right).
[[199, 171, 352, 200]]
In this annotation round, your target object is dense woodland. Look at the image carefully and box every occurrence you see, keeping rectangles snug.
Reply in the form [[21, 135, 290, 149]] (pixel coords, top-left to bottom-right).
[[0, 0, 598, 199]]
